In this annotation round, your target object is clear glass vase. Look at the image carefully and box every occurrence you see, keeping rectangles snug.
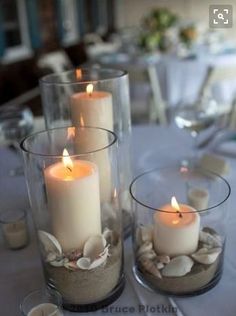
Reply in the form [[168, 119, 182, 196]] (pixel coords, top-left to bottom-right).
[[40, 68, 132, 236], [130, 166, 230, 296], [21, 126, 125, 312]]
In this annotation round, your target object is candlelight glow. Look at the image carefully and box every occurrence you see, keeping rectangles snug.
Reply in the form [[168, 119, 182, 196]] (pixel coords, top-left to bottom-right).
[[171, 196, 180, 211], [80, 115, 85, 127], [86, 83, 93, 96], [62, 149, 73, 170], [76, 68, 82, 80], [67, 127, 75, 140]]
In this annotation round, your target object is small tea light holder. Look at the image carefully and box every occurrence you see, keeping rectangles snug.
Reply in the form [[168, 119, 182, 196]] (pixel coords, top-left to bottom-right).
[[130, 166, 230, 296], [187, 177, 210, 210], [20, 288, 63, 316], [0, 209, 29, 250], [21, 127, 124, 312]]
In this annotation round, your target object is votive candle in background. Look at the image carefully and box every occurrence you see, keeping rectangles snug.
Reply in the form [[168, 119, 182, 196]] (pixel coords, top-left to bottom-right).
[[0, 209, 29, 250]]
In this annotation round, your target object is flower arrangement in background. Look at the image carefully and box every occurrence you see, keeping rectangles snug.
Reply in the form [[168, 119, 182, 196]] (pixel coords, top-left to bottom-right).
[[179, 25, 198, 48], [139, 8, 178, 52]]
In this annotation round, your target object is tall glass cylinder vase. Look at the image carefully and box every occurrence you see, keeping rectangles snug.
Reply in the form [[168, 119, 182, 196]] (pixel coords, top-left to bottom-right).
[[40, 68, 132, 236], [130, 166, 230, 296], [21, 127, 124, 312]]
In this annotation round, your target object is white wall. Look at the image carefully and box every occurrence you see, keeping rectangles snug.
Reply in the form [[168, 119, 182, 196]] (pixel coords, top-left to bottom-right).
[[115, 0, 236, 40]]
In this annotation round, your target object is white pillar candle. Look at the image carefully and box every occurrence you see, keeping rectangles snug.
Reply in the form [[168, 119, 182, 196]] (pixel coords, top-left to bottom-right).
[[70, 83, 113, 131], [44, 149, 101, 253], [153, 197, 200, 257], [70, 84, 113, 202], [187, 187, 209, 210], [3, 220, 28, 249], [28, 303, 62, 316]]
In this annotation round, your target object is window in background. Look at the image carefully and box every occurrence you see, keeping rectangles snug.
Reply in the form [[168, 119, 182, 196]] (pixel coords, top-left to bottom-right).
[[0, 0, 32, 63]]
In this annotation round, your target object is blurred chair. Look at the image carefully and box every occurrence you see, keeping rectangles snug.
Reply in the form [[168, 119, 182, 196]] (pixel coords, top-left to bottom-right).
[[84, 33, 120, 60], [37, 50, 73, 73]]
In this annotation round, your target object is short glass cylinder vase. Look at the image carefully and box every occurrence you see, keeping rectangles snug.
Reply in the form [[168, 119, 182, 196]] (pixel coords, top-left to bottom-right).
[[21, 127, 125, 312], [130, 166, 230, 296], [40, 68, 132, 236]]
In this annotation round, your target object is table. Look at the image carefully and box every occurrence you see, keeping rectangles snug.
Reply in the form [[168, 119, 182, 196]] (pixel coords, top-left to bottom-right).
[[1, 125, 236, 316]]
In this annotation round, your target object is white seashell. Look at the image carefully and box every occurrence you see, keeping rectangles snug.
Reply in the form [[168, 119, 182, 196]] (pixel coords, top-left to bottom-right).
[[192, 247, 221, 265], [199, 231, 222, 248], [89, 247, 109, 269], [46, 253, 57, 263], [137, 226, 153, 246], [121, 190, 132, 211], [38, 230, 62, 256], [156, 262, 165, 270], [102, 228, 118, 245], [64, 261, 78, 270], [162, 256, 194, 277], [50, 258, 68, 267], [138, 250, 157, 261], [137, 241, 153, 258], [156, 255, 170, 264], [77, 247, 109, 270], [83, 235, 107, 260], [76, 257, 91, 270], [140, 258, 162, 279]]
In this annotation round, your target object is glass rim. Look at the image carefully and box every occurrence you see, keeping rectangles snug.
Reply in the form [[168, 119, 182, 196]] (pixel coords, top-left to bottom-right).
[[20, 288, 62, 316], [20, 126, 117, 158], [0, 209, 27, 224], [129, 166, 231, 214], [39, 67, 128, 85]]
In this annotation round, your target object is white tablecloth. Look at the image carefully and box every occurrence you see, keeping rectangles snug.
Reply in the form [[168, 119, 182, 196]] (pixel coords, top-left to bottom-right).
[[97, 53, 236, 107], [1, 125, 236, 316]]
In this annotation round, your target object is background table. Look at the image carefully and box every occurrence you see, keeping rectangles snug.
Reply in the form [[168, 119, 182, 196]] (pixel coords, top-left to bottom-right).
[[0, 125, 236, 316]]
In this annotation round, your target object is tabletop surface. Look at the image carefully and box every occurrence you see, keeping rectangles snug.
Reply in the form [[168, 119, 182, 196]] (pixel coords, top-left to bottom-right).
[[0, 124, 236, 316]]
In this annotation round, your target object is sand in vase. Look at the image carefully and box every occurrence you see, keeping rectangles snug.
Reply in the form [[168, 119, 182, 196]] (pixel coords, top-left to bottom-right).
[[139, 255, 221, 294], [45, 241, 122, 305]]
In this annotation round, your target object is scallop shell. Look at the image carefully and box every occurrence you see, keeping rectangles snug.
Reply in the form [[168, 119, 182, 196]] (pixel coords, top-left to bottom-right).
[[83, 235, 106, 260], [192, 247, 221, 264], [137, 241, 153, 258], [162, 256, 194, 277], [140, 258, 162, 279], [199, 231, 222, 248], [38, 230, 62, 256], [137, 225, 153, 246]]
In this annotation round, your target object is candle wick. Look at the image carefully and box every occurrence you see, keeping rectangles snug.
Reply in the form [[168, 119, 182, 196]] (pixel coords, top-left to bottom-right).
[[67, 166, 72, 172], [89, 92, 92, 97], [177, 210, 183, 218]]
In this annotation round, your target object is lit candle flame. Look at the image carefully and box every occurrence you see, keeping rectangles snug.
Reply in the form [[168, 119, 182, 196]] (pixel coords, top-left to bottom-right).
[[62, 149, 73, 171], [171, 196, 180, 211], [86, 83, 93, 96], [171, 196, 183, 219], [76, 68, 82, 80]]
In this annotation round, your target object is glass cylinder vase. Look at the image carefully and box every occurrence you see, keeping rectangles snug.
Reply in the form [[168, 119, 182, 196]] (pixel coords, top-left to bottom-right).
[[130, 166, 230, 296], [40, 68, 132, 236], [21, 126, 125, 312]]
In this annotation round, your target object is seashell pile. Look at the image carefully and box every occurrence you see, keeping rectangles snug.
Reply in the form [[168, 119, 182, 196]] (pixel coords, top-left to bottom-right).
[[137, 225, 223, 278], [38, 228, 115, 271]]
